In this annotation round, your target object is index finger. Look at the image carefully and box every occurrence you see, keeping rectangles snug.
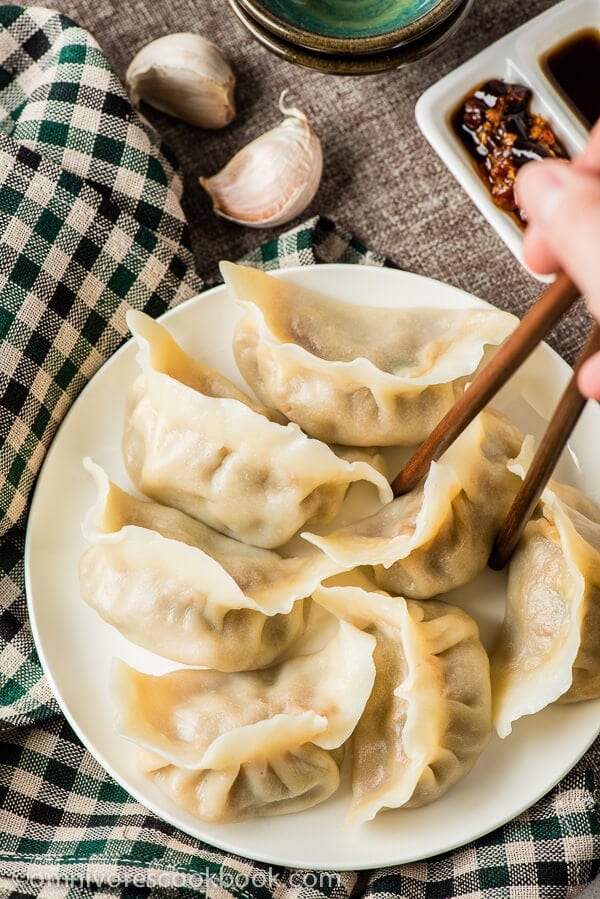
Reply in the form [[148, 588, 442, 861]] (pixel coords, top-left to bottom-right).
[[521, 120, 600, 273]]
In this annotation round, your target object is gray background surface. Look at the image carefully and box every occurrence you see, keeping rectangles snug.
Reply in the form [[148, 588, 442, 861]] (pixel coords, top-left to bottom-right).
[[20, 0, 600, 890], [25, 0, 595, 361]]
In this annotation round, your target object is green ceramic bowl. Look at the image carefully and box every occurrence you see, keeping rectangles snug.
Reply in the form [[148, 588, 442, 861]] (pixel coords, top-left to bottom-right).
[[228, 0, 474, 74], [233, 0, 463, 55]]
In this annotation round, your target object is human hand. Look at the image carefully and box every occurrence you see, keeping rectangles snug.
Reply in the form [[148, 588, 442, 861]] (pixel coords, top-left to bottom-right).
[[516, 121, 600, 398]]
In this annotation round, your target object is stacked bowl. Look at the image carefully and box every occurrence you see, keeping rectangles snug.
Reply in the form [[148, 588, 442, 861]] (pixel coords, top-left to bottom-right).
[[227, 0, 476, 74]]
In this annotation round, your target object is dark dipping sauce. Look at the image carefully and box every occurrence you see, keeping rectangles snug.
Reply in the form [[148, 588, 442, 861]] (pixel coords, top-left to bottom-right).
[[542, 29, 600, 131], [452, 79, 569, 226]]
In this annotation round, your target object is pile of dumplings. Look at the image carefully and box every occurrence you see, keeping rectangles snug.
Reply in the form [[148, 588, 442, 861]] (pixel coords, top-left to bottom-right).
[[78, 263, 600, 825]]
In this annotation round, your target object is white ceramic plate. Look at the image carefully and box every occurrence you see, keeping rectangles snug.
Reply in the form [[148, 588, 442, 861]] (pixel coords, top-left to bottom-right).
[[416, 0, 598, 278], [25, 264, 600, 871]]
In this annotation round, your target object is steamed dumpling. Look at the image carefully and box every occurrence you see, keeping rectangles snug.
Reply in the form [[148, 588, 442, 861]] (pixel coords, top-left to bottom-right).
[[113, 622, 376, 763], [223, 262, 516, 446], [79, 460, 341, 670], [123, 310, 392, 548], [313, 582, 491, 821], [304, 409, 524, 599], [134, 744, 344, 824], [112, 622, 376, 822], [491, 441, 600, 737]]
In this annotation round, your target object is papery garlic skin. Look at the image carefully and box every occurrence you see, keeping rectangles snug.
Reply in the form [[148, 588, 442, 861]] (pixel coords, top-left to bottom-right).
[[199, 95, 322, 228], [126, 32, 236, 129]]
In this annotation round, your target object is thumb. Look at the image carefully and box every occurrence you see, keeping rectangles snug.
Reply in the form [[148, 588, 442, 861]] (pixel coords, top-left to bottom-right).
[[517, 161, 600, 320]]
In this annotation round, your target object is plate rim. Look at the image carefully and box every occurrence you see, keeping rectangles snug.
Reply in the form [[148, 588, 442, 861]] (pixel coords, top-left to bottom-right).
[[226, 0, 475, 75]]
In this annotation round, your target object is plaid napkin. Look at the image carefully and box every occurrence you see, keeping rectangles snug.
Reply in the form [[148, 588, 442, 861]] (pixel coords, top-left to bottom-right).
[[0, 6, 599, 899]]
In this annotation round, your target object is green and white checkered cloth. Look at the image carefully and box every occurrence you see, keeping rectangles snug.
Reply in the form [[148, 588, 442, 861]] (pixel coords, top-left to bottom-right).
[[0, 6, 599, 898]]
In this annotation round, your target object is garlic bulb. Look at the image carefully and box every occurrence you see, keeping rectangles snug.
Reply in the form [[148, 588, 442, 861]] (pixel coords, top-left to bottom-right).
[[199, 94, 322, 228], [126, 32, 236, 129]]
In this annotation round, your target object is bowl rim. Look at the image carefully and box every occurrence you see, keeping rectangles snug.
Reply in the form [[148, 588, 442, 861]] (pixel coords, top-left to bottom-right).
[[227, 0, 475, 74], [234, 0, 464, 55]]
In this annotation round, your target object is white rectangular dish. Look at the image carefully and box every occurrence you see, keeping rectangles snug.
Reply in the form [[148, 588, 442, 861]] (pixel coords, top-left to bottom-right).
[[416, 0, 598, 278]]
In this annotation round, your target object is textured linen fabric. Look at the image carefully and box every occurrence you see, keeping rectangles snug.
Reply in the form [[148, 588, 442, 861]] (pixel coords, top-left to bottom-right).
[[28, 0, 592, 363], [0, 5, 202, 536], [0, 3, 599, 899]]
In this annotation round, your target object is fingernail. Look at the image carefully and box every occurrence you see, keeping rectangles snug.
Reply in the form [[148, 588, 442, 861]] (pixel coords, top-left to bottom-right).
[[516, 164, 568, 224]]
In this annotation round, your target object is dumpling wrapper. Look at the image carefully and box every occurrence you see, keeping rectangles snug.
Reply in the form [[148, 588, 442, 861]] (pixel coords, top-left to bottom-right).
[[123, 310, 392, 548], [223, 261, 516, 446], [79, 460, 342, 670], [313, 583, 492, 822], [304, 408, 524, 599], [134, 744, 344, 824], [112, 621, 376, 770], [491, 439, 600, 738]]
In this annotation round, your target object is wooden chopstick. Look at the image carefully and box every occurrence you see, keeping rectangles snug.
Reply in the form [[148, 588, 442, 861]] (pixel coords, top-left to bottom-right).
[[392, 272, 581, 497], [488, 322, 600, 570]]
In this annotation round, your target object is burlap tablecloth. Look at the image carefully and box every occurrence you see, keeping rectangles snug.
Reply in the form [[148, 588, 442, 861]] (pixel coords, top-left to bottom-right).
[[27, 0, 592, 359]]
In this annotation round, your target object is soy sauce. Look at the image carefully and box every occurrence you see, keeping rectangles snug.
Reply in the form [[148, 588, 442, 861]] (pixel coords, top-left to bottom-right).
[[542, 29, 600, 131], [451, 80, 568, 227]]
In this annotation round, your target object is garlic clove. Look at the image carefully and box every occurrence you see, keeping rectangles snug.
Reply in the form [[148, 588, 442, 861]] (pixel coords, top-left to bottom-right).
[[126, 32, 236, 130], [199, 93, 322, 228]]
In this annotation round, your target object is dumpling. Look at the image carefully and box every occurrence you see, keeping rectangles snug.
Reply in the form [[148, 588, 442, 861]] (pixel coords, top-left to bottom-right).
[[491, 440, 600, 738], [79, 459, 341, 670], [112, 622, 376, 822], [304, 408, 524, 599], [223, 261, 516, 446], [112, 622, 376, 764], [134, 744, 344, 824], [313, 582, 492, 822], [123, 310, 392, 548]]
